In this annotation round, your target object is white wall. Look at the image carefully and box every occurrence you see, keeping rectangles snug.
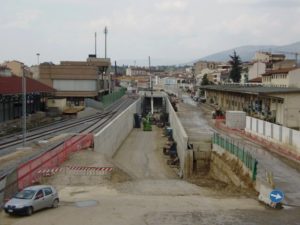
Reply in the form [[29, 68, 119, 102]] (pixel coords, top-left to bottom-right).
[[248, 62, 266, 80], [288, 69, 300, 88], [53, 80, 97, 91], [166, 97, 189, 177], [246, 116, 300, 153], [94, 99, 141, 158]]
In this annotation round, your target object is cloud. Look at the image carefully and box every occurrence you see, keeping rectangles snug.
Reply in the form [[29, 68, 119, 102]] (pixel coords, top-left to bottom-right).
[[155, 0, 188, 11], [216, 0, 300, 7], [2, 10, 41, 29]]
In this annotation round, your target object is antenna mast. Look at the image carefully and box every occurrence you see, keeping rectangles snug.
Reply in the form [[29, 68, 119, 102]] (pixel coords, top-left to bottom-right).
[[94, 32, 97, 57]]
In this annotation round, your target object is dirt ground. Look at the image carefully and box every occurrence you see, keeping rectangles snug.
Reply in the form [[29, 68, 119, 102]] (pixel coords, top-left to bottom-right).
[[1, 127, 300, 225]]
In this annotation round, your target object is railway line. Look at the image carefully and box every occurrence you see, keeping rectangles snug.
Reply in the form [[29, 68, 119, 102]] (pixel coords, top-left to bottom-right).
[[0, 96, 136, 152]]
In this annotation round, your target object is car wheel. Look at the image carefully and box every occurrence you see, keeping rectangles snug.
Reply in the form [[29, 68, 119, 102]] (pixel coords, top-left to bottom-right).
[[26, 207, 33, 216], [52, 199, 59, 208]]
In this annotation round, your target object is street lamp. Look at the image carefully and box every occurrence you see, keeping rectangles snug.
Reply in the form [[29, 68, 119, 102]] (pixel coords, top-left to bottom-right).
[[37, 53, 40, 65], [22, 67, 27, 146], [104, 26, 108, 58]]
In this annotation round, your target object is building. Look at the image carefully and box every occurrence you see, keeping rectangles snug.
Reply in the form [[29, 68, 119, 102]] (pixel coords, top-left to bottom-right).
[[126, 67, 148, 76], [262, 68, 300, 88], [201, 84, 300, 128], [0, 66, 12, 77], [248, 62, 266, 81], [0, 74, 55, 123], [38, 56, 111, 106], [254, 52, 286, 63], [193, 61, 219, 75], [2, 60, 32, 78]]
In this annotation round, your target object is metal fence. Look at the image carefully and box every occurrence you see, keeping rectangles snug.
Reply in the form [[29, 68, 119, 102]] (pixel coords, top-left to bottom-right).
[[212, 133, 258, 180], [102, 88, 126, 108]]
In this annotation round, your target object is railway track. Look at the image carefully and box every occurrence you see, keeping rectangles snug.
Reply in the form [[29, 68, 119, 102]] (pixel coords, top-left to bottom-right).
[[0, 96, 137, 151]]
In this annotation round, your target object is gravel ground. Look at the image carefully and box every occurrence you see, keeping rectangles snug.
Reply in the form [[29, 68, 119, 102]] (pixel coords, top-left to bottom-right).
[[1, 119, 300, 225]]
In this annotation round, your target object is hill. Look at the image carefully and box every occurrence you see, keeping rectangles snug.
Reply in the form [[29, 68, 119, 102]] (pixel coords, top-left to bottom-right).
[[198, 42, 300, 62]]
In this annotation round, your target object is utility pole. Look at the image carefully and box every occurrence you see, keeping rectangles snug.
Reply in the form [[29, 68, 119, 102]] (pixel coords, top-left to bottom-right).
[[22, 69, 27, 147], [149, 56, 153, 114], [95, 32, 97, 56], [104, 26, 108, 58]]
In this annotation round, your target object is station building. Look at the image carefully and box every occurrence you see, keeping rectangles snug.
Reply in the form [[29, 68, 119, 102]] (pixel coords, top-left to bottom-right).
[[0, 67, 55, 123], [37, 56, 111, 106]]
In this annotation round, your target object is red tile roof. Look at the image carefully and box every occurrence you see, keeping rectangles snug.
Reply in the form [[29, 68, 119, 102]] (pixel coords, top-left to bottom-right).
[[248, 77, 262, 83], [261, 68, 295, 76], [0, 76, 55, 95]]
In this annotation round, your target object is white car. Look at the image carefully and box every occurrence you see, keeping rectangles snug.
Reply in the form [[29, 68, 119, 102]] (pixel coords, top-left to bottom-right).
[[4, 185, 59, 216]]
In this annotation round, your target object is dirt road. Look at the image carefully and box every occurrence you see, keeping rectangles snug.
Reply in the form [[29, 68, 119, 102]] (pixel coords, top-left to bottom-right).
[[1, 126, 300, 225]]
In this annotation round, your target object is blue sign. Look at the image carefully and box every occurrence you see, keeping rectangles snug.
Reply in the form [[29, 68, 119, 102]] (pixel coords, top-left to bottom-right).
[[269, 189, 284, 203]]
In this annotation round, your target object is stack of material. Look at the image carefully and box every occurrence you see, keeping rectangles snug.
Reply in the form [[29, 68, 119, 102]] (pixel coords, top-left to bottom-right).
[[225, 111, 246, 129]]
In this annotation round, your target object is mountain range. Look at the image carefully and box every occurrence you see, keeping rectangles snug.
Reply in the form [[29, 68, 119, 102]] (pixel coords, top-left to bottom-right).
[[198, 41, 300, 62]]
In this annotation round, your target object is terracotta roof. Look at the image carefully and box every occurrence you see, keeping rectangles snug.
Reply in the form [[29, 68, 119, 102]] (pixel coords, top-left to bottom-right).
[[0, 76, 55, 95], [261, 68, 295, 76], [248, 77, 262, 83]]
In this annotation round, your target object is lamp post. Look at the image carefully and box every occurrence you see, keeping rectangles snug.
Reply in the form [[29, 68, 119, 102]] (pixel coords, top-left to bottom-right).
[[22, 68, 27, 146], [36, 53, 40, 65], [104, 26, 108, 58]]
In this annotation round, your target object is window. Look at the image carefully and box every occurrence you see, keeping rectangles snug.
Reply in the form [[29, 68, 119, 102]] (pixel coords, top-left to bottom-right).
[[35, 190, 44, 199], [44, 188, 53, 196]]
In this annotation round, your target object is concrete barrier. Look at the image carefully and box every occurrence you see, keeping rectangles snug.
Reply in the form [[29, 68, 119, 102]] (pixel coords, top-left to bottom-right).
[[94, 98, 141, 158], [166, 97, 190, 178]]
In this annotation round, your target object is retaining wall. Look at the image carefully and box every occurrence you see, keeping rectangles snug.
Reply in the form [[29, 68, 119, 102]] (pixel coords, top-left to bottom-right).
[[166, 97, 191, 178], [212, 143, 273, 206], [94, 98, 141, 158]]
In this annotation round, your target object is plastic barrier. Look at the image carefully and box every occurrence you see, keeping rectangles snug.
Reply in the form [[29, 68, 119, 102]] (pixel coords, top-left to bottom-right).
[[17, 134, 93, 190]]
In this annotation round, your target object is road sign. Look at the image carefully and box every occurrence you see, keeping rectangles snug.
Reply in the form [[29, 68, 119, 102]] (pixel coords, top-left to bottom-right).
[[269, 189, 284, 203]]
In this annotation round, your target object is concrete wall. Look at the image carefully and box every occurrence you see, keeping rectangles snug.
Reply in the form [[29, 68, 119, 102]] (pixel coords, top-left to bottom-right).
[[245, 116, 300, 153], [166, 97, 190, 177], [94, 98, 141, 158]]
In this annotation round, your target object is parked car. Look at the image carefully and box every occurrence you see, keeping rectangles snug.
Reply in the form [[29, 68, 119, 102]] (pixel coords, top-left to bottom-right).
[[3, 185, 59, 216]]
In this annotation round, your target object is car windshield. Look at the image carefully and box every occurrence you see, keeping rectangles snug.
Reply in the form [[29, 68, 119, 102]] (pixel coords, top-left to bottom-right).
[[14, 190, 36, 199]]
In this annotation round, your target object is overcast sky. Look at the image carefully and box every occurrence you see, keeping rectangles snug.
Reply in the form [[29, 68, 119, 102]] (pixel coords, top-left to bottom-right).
[[1, 0, 300, 66]]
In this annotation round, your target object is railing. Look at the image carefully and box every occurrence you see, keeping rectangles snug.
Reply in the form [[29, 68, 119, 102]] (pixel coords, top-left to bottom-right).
[[212, 133, 258, 180], [102, 88, 126, 108]]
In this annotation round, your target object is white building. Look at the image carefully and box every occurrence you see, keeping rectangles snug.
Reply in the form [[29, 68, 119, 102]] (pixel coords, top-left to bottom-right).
[[262, 68, 300, 88], [248, 62, 266, 80]]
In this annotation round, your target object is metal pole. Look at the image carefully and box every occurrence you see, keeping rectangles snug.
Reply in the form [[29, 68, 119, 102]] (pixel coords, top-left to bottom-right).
[[149, 56, 154, 114], [104, 26, 108, 58], [37, 53, 40, 65], [95, 32, 97, 57], [22, 71, 27, 146]]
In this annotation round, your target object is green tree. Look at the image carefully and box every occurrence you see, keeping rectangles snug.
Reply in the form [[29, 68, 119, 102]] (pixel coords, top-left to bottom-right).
[[229, 51, 242, 82], [201, 74, 210, 85]]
